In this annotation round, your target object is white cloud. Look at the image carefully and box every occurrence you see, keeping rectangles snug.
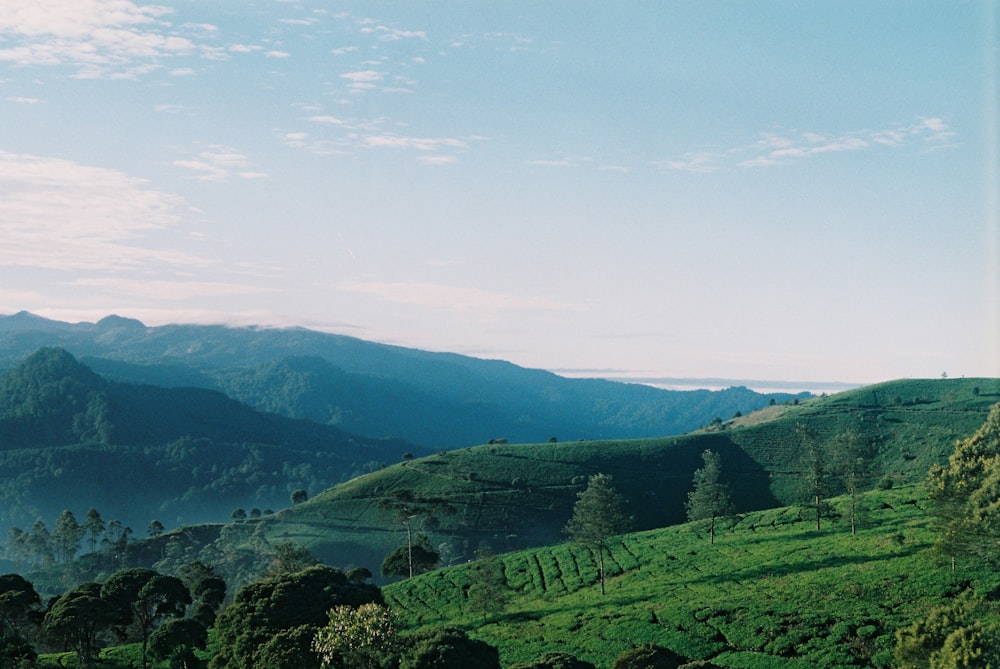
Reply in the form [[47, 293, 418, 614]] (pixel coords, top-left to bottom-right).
[[363, 134, 467, 151], [418, 155, 458, 165], [663, 119, 958, 173], [265, 50, 291, 59], [173, 145, 267, 182], [5, 96, 39, 104], [0, 150, 203, 272], [0, 0, 197, 77], [309, 115, 345, 125], [341, 69, 382, 83]]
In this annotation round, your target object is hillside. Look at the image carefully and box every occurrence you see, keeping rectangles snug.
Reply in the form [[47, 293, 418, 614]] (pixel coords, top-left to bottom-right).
[[0, 348, 420, 534], [0, 312, 807, 448], [110, 377, 995, 588], [382, 484, 984, 669]]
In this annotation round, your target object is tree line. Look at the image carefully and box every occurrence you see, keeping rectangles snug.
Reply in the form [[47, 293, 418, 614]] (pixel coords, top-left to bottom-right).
[[3, 508, 148, 571]]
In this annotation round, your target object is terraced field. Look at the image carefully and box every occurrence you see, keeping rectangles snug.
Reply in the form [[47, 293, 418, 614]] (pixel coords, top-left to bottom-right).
[[385, 485, 997, 668]]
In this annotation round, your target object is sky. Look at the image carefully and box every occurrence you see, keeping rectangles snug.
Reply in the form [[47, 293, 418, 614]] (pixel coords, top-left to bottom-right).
[[0, 1, 997, 390]]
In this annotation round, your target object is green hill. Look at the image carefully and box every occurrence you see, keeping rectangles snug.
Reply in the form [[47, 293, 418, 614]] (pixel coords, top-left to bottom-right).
[[181, 378, 996, 583], [383, 484, 992, 669]]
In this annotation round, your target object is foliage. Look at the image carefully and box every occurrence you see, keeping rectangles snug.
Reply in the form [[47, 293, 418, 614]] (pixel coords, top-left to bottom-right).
[[564, 474, 633, 595], [926, 403, 1000, 569], [381, 534, 439, 579], [685, 450, 732, 544], [465, 547, 508, 621], [611, 644, 686, 669], [41, 581, 116, 669], [100, 568, 191, 669], [397, 626, 500, 669], [147, 617, 207, 669], [894, 591, 1000, 669], [269, 540, 320, 575], [313, 603, 396, 669], [210, 565, 383, 669], [508, 651, 596, 669]]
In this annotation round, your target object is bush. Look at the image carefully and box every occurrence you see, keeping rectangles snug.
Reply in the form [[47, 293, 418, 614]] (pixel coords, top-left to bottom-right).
[[611, 644, 687, 669], [508, 651, 596, 669]]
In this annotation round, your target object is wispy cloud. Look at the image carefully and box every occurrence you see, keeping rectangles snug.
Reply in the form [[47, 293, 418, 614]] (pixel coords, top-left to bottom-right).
[[173, 145, 268, 182], [71, 277, 268, 300], [5, 96, 40, 104], [0, 0, 197, 78], [660, 118, 957, 173], [0, 151, 203, 272], [338, 281, 580, 313]]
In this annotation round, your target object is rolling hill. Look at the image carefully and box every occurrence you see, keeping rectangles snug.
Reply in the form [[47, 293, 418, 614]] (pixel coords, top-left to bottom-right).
[[66, 376, 994, 593], [0, 312, 808, 449]]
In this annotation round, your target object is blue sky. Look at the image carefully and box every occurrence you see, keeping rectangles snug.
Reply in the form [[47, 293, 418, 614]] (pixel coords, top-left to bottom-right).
[[0, 1, 996, 388]]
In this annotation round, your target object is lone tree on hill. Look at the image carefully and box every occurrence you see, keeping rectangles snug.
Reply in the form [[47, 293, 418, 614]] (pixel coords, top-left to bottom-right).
[[564, 473, 633, 595], [686, 449, 732, 545]]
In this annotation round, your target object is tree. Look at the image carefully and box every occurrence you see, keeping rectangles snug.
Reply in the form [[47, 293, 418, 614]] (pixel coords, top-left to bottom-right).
[[84, 508, 105, 554], [831, 428, 874, 535], [27, 520, 52, 567], [291, 489, 309, 505], [895, 591, 1000, 669], [685, 450, 732, 544], [378, 489, 454, 578], [210, 565, 383, 669], [611, 644, 686, 669], [148, 617, 207, 669], [101, 568, 191, 669], [397, 626, 501, 669], [270, 540, 320, 575], [798, 424, 834, 531], [52, 510, 85, 563], [313, 602, 396, 669], [466, 547, 508, 622], [148, 520, 165, 538], [42, 582, 116, 669], [381, 533, 439, 579], [564, 473, 633, 595], [926, 403, 1000, 569], [0, 574, 42, 655]]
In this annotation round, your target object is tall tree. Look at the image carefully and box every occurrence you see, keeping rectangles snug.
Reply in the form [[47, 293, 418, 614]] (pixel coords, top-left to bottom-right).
[[564, 473, 633, 595], [381, 533, 439, 580], [378, 489, 454, 579], [0, 574, 42, 645], [83, 508, 105, 554], [831, 428, 874, 536], [148, 617, 208, 669], [798, 424, 833, 531], [52, 510, 85, 563], [686, 449, 732, 544]]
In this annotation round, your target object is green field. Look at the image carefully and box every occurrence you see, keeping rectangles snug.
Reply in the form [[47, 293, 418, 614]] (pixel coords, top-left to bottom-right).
[[383, 485, 995, 669]]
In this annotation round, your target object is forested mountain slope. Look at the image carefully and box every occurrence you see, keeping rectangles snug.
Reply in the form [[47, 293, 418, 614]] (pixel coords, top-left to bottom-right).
[[0, 348, 419, 532], [0, 312, 806, 448]]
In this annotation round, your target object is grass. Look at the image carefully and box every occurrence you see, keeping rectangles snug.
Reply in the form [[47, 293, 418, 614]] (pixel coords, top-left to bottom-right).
[[384, 484, 999, 669]]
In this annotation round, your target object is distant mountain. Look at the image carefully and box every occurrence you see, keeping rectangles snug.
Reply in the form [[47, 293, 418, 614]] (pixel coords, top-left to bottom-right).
[[0, 312, 809, 449], [0, 348, 421, 531]]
